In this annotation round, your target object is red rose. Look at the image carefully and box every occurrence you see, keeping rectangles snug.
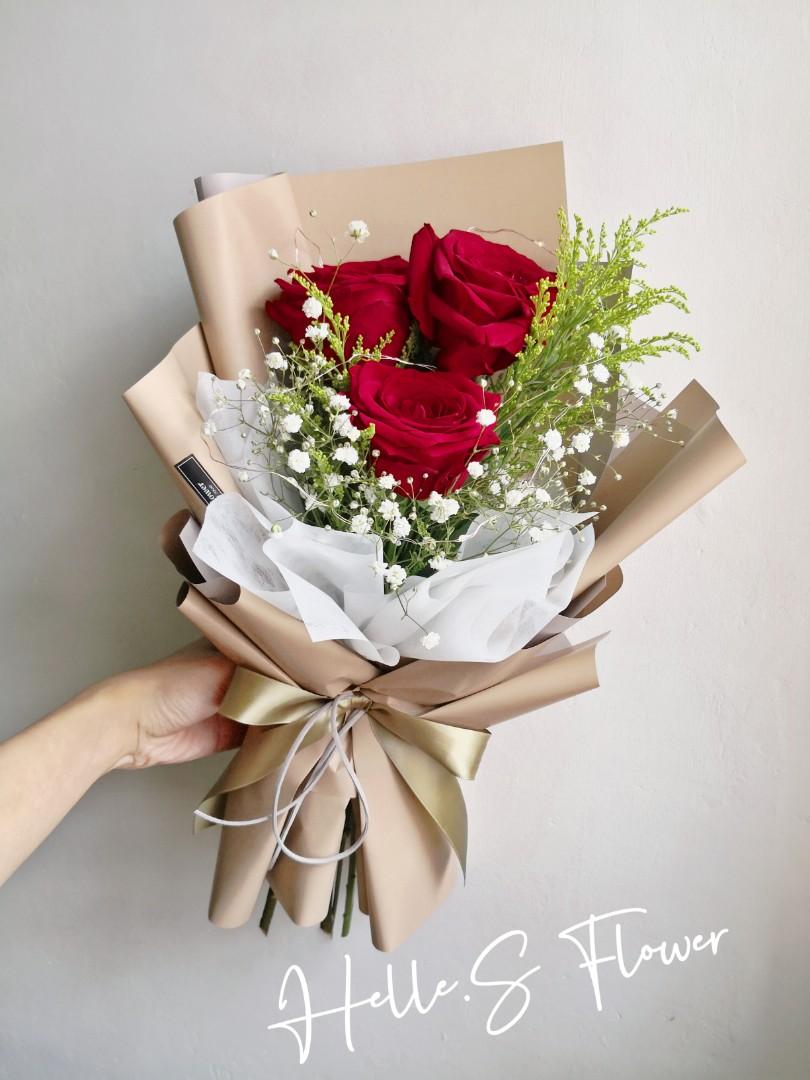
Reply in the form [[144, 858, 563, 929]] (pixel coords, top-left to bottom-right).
[[348, 362, 500, 499], [266, 256, 411, 359], [407, 225, 556, 376]]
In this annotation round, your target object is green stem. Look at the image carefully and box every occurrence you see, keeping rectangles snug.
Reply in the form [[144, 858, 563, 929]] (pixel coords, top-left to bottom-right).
[[321, 803, 353, 937], [320, 848, 345, 937], [259, 884, 277, 936], [341, 849, 357, 938]]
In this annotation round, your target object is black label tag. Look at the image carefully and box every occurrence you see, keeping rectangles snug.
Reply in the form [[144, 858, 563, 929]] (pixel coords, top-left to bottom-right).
[[174, 455, 223, 505]]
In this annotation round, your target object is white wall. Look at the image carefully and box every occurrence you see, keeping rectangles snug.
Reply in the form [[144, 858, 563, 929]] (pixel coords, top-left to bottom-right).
[[1, 2, 807, 1077]]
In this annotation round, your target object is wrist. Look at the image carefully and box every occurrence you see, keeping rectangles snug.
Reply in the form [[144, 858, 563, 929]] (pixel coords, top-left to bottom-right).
[[65, 676, 140, 775]]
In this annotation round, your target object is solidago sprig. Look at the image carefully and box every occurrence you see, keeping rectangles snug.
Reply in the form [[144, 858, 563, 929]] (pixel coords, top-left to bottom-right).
[[207, 207, 697, 617], [497, 207, 700, 439]]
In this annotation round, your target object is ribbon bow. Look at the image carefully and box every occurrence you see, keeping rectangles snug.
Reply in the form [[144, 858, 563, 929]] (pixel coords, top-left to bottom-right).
[[194, 667, 491, 875]]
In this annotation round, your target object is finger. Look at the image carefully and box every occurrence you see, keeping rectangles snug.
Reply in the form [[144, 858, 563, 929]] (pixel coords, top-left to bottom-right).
[[164, 715, 246, 765], [159, 648, 236, 726], [213, 717, 247, 753]]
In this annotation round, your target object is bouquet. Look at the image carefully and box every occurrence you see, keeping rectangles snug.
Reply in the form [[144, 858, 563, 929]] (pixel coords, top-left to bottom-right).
[[125, 144, 744, 951]]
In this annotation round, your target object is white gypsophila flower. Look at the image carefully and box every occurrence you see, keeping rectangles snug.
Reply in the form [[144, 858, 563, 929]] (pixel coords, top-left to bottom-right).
[[578, 469, 597, 487], [347, 219, 370, 243], [236, 378, 247, 390], [326, 473, 342, 488], [391, 515, 411, 539], [574, 377, 593, 397], [667, 408, 678, 420], [265, 351, 287, 371], [202, 421, 216, 437], [305, 322, 329, 343], [592, 362, 610, 383], [287, 449, 310, 474], [378, 498, 399, 521], [428, 493, 460, 523], [237, 469, 250, 483], [377, 472, 397, 490], [505, 488, 528, 509], [237, 368, 252, 381], [489, 480, 502, 495], [612, 428, 630, 448], [282, 413, 303, 433], [385, 564, 407, 589], [371, 560, 387, 577], [420, 632, 441, 650], [328, 393, 350, 412], [476, 408, 497, 427], [552, 447, 565, 461], [578, 363, 589, 376], [428, 554, 449, 571], [534, 486, 552, 503], [302, 297, 323, 320], [588, 332, 604, 350], [333, 445, 359, 465], [350, 512, 372, 535], [333, 412, 360, 442], [572, 430, 592, 453], [467, 460, 485, 478], [544, 428, 563, 451]]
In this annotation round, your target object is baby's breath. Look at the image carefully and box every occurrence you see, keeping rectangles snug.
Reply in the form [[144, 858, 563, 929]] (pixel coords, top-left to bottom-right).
[[213, 209, 694, 593]]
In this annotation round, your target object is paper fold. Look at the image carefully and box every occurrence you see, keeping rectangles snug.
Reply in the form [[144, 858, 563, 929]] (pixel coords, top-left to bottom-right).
[[123, 143, 745, 951], [576, 381, 746, 595]]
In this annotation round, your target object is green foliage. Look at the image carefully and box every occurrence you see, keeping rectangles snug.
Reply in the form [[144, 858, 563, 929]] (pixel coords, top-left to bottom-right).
[[498, 207, 698, 435], [219, 208, 695, 592]]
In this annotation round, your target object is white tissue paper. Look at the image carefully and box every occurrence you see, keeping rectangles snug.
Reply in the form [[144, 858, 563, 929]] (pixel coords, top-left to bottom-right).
[[194, 371, 595, 665], [196, 373, 303, 518], [187, 490, 594, 666]]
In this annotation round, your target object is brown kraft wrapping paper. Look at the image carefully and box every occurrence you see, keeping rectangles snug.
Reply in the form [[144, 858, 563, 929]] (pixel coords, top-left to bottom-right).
[[124, 144, 745, 950]]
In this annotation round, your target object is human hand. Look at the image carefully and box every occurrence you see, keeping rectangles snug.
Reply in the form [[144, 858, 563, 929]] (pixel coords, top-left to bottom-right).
[[93, 641, 244, 770], [0, 640, 245, 887]]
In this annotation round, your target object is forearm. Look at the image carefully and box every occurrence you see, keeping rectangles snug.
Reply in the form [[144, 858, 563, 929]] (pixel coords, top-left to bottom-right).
[[0, 680, 134, 885]]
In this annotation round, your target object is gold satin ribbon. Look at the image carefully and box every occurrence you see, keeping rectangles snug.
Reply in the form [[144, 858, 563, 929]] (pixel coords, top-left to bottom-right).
[[196, 666, 491, 875]]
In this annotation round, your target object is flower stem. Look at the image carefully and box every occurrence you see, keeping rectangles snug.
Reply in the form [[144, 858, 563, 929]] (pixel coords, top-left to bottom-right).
[[321, 803, 353, 937], [320, 850, 345, 937], [259, 884, 277, 936], [342, 848, 357, 938]]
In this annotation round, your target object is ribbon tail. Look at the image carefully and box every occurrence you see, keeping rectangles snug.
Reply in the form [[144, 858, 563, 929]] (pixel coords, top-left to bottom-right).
[[371, 721, 469, 878], [351, 716, 458, 952], [194, 721, 322, 833]]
